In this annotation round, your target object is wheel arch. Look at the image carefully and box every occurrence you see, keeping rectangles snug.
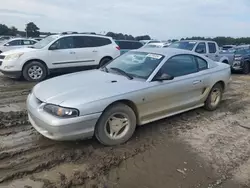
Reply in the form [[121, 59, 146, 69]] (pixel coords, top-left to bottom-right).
[[214, 80, 225, 91], [102, 99, 140, 125], [22, 59, 49, 74], [99, 56, 113, 63], [220, 56, 229, 63]]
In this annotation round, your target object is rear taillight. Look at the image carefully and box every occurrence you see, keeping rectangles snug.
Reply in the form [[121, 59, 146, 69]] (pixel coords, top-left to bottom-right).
[[116, 46, 120, 50]]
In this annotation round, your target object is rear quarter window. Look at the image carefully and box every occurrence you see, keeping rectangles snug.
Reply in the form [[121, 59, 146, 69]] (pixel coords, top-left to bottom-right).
[[91, 37, 112, 47]]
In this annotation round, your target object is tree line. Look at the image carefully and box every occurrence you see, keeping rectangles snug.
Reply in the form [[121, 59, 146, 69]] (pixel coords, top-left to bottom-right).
[[1, 22, 250, 45], [0, 23, 152, 40], [182, 37, 250, 46]]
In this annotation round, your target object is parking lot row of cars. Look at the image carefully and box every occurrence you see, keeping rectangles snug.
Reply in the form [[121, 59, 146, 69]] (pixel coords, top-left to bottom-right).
[[0, 32, 235, 145], [0, 33, 249, 82]]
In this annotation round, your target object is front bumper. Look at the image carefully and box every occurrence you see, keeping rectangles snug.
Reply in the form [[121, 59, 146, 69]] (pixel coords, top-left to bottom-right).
[[0, 59, 22, 78], [231, 60, 243, 71], [27, 93, 102, 141], [0, 70, 22, 78]]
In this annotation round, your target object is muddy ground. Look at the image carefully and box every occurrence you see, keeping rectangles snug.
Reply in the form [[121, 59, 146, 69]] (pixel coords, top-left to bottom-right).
[[0, 73, 250, 188]]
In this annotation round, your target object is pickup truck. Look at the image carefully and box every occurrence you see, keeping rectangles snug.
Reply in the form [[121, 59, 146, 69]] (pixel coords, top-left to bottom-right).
[[169, 40, 234, 65]]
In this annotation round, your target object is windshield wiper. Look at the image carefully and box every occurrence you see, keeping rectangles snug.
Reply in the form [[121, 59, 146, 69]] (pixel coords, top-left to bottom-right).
[[110, 67, 133, 80]]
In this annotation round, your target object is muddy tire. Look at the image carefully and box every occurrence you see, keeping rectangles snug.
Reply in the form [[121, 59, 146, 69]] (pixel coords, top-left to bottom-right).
[[204, 83, 223, 111], [95, 103, 136, 146], [99, 57, 112, 68], [23, 61, 47, 82], [242, 62, 250, 74]]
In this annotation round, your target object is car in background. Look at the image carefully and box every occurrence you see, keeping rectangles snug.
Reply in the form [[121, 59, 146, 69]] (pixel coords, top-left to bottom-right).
[[0, 33, 120, 81], [139, 40, 161, 45], [143, 42, 170, 48], [32, 37, 44, 41], [231, 45, 250, 74], [169, 40, 234, 65], [115, 40, 143, 55], [0, 36, 14, 41], [27, 48, 231, 146], [221, 45, 236, 52], [0, 38, 37, 53]]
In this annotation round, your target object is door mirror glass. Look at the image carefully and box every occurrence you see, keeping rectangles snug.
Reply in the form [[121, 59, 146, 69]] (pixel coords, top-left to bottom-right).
[[154, 73, 174, 81]]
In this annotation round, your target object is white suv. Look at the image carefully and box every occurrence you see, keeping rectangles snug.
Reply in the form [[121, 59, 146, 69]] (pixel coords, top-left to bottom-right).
[[0, 34, 120, 81]]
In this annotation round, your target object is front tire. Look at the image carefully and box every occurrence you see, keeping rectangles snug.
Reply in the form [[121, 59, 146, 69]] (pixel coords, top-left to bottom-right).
[[204, 83, 223, 111], [23, 61, 47, 82], [95, 103, 136, 146]]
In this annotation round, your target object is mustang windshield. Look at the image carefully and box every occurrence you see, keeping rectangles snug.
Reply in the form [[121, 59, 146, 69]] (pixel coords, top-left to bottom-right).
[[105, 51, 164, 79]]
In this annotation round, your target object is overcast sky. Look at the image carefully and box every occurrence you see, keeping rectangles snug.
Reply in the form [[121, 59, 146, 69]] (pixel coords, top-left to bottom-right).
[[0, 0, 250, 39]]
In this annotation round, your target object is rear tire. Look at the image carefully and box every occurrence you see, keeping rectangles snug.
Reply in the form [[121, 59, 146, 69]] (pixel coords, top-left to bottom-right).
[[99, 57, 112, 68], [204, 83, 223, 111], [23, 61, 47, 82], [95, 103, 136, 146], [242, 62, 250, 74]]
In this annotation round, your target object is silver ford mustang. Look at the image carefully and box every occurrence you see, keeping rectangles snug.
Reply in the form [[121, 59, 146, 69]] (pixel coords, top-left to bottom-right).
[[27, 48, 231, 145]]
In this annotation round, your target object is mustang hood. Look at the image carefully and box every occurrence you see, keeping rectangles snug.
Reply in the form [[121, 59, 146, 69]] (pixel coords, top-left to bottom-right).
[[33, 70, 148, 106]]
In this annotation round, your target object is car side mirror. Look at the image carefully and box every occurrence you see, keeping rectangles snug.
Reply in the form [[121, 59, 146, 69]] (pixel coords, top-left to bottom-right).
[[4, 43, 10, 46], [154, 73, 174, 82]]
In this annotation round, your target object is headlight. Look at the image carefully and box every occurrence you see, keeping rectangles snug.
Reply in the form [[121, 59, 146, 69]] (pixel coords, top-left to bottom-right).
[[4, 53, 24, 60], [44, 104, 79, 118]]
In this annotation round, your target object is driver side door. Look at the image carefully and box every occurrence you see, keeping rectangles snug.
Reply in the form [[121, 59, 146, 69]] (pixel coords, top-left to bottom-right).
[[140, 54, 206, 123], [48, 36, 78, 69]]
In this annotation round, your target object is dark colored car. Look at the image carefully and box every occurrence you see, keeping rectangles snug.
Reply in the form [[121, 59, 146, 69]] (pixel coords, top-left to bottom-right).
[[115, 40, 143, 55], [232, 45, 250, 74]]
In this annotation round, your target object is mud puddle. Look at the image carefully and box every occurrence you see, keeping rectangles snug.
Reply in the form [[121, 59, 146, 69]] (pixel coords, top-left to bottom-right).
[[0, 103, 25, 112]]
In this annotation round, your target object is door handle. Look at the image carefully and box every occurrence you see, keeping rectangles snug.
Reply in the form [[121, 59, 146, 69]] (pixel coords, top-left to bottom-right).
[[193, 80, 201, 85], [93, 50, 98, 52], [70, 51, 76, 54]]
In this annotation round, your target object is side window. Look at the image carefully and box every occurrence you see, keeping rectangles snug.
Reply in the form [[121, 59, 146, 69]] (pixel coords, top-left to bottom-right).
[[196, 56, 208, 70], [23, 40, 32, 45], [117, 41, 130, 49], [6, 40, 22, 46], [132, 42, 143, 49], [30, 40, 37, 44], [52, 37, 74, 49], [92, 37, 112, 47], [208, 42, 216, 53], [158, 55, 198, 77], [195, 42, 206, 54], [73, 36, 111, 48]]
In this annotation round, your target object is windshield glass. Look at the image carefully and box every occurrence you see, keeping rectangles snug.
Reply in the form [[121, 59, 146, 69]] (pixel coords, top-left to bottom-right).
[[235, 48, 250, 55], [33, 35, 59, 49], [169, 41, 197, 51], [105, 51, 164, 79], [144, 44, 162, 48]]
